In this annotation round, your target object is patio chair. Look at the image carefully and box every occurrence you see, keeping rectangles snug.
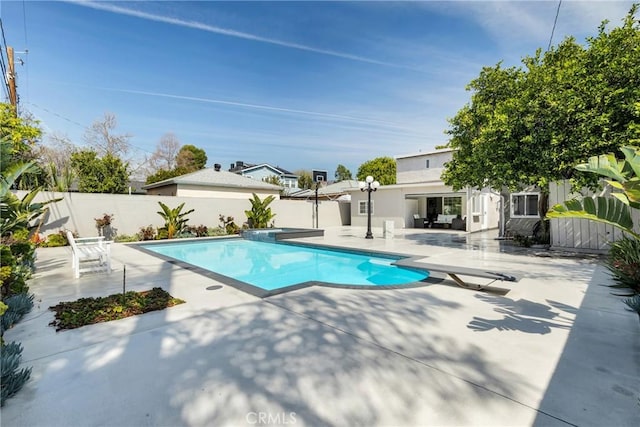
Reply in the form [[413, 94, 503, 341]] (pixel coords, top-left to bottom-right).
[[66, 231, 112, 278]]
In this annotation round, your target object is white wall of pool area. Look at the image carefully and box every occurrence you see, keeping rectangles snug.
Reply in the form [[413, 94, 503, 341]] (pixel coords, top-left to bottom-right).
[[16, 191, 347, 238]]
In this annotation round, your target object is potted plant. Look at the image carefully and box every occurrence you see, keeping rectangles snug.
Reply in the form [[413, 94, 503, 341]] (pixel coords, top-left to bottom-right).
[[94, 213, 115, 239]]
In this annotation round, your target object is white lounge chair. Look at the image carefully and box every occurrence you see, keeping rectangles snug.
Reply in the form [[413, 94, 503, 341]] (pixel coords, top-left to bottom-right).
[[66, 231, 112, 278]]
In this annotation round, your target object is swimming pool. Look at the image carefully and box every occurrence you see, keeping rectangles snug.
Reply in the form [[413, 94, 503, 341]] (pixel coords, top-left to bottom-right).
[[139, 238, 429, 295]]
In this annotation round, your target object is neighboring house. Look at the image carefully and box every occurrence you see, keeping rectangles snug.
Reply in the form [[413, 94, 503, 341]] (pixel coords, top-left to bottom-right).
[[229, 161, 299, 194], [349, 148, 500, 232], [142, 164, 282, 199]]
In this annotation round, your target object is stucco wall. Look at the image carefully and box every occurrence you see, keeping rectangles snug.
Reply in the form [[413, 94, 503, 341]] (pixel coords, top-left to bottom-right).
[[465, 189, 500, 233], [396, 151, 453, 184], [18, 191, 344, 238], [350, 188, 404, 229], [175, 184, 279, 199]]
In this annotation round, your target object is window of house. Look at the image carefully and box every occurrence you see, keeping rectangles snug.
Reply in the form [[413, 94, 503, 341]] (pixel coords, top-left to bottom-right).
[[425, 159, 430, 168], [511, 193, 539, 217], [358, 200, 374, 215], [443, 197, 462, 216]]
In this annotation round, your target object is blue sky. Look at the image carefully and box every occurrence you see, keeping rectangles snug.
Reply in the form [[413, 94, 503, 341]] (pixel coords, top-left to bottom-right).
[[1, 1, 635, 178]]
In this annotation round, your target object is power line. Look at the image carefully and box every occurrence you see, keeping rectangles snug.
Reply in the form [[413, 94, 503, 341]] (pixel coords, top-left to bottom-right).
[[547, 0, 562, 51], [26, 101, 156, 155], [0, 18, 8, 53], [0, 19, 10, 100], [21, 0, 29, 102], [21, 0, 28, 47]]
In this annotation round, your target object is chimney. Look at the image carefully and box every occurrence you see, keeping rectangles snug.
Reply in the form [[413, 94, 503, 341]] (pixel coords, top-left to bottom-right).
[[230, 163, 235, 170], [214, 163, 221, 171]]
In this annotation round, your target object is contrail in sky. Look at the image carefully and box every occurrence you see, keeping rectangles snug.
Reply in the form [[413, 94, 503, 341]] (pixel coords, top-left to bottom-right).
[[100, 86, 412, 130], [70, 0, 423, 72]]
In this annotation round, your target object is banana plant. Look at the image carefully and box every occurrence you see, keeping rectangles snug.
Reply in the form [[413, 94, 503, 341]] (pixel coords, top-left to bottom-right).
[[1, 139, 62, 237], [0, 188, 62, 237], [244, 193, 276, 228], [156, 202, 195, 239], [546, 145, 640, 239]]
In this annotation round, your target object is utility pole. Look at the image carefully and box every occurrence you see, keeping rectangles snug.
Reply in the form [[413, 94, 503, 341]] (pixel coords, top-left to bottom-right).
[[7, 46, 17, 109]]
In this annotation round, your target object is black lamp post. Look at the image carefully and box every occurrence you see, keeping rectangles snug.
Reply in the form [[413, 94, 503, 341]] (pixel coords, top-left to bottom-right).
[[360, 175, 380, 239]]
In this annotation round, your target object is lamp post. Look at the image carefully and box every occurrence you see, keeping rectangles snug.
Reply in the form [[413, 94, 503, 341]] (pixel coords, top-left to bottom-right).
[[360, 175, 380, 239]]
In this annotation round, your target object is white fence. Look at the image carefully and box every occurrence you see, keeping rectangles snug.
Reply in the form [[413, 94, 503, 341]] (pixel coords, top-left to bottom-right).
[[17, 191, 347, 238], [549, 181, 640, 251]]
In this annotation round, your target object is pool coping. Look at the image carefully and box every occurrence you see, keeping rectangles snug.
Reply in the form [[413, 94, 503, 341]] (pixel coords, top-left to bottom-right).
[[129, 237, 444, 298]]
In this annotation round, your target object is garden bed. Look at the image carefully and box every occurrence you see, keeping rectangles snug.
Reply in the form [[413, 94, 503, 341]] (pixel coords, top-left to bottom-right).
[[49, 287, 184, 331]]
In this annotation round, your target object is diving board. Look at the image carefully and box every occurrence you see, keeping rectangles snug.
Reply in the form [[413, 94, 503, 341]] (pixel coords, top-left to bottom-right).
[[393, 258, 518, 291]]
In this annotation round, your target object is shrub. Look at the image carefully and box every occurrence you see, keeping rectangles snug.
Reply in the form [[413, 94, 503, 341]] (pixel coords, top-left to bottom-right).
[[156, 228, 169, 240], [0, 246, 14, 268], [605, 236, 640, 295], [0, 243, 31, 299], [138, 225, 156, 241], [186, 224, 208, 237], [623, 294, 640, 317], [42, 232, 67, 247], [6, 273, 29, 297], [0, 293, 34, 332], [512, 233, 532, 248], [114, 234, 138, 243], [208, 227, 228, 237], [0, 342, 32, 406], [218, 215, 240, 235]]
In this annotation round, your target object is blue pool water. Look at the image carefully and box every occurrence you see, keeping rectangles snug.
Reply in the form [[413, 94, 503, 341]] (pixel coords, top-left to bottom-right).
[[141, 239, 428, 291]]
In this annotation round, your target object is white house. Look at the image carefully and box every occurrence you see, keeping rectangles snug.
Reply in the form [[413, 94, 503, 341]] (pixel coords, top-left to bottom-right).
[[350, 149, 499, 232]]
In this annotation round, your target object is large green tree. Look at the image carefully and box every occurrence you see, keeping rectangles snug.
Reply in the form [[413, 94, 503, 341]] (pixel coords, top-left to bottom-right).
[[176, 144, 207, 172], [357, 156, 396, 185], [442, 6, 640, 193], [145, 167, 187, 185], [71, 150, 130, 193], [334, 164, 353, 181], [295, 170, 313, 190], [0, 104, 46, 189], [146, 143, 208, 184]]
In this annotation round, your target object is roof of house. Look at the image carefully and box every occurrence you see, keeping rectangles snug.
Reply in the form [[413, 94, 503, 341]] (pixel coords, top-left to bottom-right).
[[231, 161, 297, 177], [395, 148, 456, 160], [141, 167, 283, 191]]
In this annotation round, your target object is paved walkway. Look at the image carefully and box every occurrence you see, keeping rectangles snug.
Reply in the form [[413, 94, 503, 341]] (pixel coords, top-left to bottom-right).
[[3, 227, 639, 426]]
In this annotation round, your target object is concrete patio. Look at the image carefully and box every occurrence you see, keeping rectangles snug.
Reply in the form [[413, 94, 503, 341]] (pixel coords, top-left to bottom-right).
[[2, 227, 639, 426]]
